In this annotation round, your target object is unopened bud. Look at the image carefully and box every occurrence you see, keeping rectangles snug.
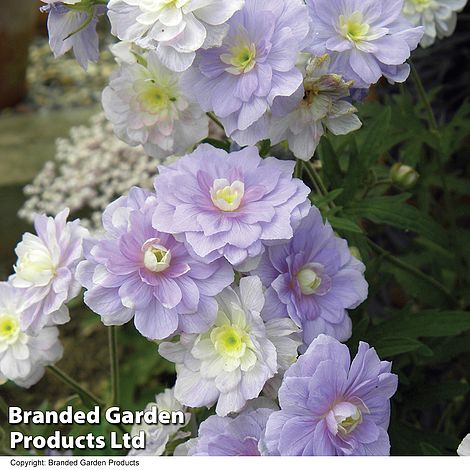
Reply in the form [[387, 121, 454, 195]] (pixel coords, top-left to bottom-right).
[[349, 246, 362, 261], [390, 163, 419, 189]]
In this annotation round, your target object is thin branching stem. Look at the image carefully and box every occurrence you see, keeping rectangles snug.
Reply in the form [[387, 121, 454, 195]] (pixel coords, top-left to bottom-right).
[[47, 365, 104, 407], [108, 326, 120, 407], [207, 112, 225, 131]]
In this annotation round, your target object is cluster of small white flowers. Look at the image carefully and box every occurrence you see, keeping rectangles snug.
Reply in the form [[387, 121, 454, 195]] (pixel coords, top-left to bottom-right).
[[19, 113, 172, 231]]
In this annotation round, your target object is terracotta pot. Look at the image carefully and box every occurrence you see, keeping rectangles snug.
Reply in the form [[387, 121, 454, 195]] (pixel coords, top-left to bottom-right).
[[0, 0, 38, 109]]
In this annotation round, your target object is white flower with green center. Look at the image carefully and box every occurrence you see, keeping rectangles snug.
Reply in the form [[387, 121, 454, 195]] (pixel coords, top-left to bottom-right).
[[403, 0, 467, 47], [0, 282, 63, 388], [159, 276, 300, 416], [102, 51, 208, 158], [107, 0, 245, 72], [270, 55, 362, 161]]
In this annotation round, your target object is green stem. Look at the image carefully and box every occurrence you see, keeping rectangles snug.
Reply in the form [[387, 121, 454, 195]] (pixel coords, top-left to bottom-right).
[[108, 326, 120, 407], [309, 162, 330, 199], [207, 112, 225, 131], [368, 239, 456, 306], [301, 161, 322, 196], [47, 366, 128, 436], [190, 413, 198, 438], [410, 63, 438, 130], [294, 160, 303, 179], [47, 365, 104, 407]]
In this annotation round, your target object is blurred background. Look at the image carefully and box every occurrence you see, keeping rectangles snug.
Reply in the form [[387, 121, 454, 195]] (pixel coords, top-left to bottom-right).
[[0, 1, 469, 456]]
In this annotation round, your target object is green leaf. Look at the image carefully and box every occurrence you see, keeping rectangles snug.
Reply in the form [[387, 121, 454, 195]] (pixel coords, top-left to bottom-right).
[[345, 194, 448, 247], [406, 381, 469, 409], [390, 423, 459, 456], [318, 138, 343, 188], [311, 188, 344, 208], [258, 139, 272, 157], [374, 336, 433, 357], [374, 310, 470, 339], [200, 138, 230, 151], [359, 105, 392, 168], [327, 215, 364, 234], [420, 443, 442, 456]]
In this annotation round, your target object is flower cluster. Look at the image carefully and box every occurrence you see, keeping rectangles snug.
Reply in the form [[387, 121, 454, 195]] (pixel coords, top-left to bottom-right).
[[73, 142, 386, 454], [25, 0, 462, 455]]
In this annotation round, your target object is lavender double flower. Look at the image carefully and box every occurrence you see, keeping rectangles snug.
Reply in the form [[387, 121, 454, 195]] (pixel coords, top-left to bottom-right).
[[306, 0, 424, 88], [152, 144, 310, 268], [77, 187, 233, 340], [265, 335, 398, 455], [253, 206, 368, 348], [181, 0, 310, 145]]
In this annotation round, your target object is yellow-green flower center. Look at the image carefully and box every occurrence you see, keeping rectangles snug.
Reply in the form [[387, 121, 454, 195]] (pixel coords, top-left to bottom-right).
[[221, 41, 257, 75], [410, 0, 432, 6], [136, 79, 177, 114], [339, 12, 370, 43], [0, 314, 20, 344], [211, 324, 249, 359], [297, 268, 322, 295], [210, 179, 245, 212], [338, 408, 362, 435], [139, 81, 176, 114], [144, 244, 172, 273]]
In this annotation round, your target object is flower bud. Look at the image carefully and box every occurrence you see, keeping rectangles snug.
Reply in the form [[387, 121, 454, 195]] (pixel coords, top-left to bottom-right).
[[390, 163, 419, 189], [349, 246, 362, 261]]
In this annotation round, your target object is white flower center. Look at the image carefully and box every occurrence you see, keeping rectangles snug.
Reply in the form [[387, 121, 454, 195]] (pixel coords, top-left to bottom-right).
[[0, 313, 21, 346], [297, 267, 322, 295], [210, 179, 245, 212], [339, 12, 370, 43], [15, 235, 55, 285], [334, 403, 363, 435], [143, 242, 172, 273]]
